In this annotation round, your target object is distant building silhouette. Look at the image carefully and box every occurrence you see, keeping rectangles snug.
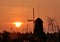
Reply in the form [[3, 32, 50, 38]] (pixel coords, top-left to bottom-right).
[[33, 18, 47, 42]]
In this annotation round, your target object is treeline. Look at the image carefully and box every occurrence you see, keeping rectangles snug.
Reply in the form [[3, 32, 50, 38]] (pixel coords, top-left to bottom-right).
[[0, 31, 60, 42]]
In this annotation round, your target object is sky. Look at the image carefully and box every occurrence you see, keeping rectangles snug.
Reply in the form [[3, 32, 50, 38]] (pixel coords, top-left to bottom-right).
[[0, 0, 60, 33]]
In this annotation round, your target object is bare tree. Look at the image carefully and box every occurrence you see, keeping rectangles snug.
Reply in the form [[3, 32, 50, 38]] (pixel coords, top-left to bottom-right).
[[46, 16, 59, 33]]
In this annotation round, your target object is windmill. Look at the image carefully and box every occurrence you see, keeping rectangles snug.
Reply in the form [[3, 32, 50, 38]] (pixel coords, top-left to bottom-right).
[[27, 0, 40, 33]]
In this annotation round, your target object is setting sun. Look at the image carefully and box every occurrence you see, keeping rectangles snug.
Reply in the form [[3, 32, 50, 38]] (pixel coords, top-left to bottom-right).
[[13, 22, 23, 28]]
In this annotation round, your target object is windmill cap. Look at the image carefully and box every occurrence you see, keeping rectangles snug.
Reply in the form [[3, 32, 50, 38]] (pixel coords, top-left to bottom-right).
[[34, 18, 43, 23]]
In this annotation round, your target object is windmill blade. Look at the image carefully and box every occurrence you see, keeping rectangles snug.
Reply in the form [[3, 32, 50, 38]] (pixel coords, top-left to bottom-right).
[[27, 20, 33, 22]]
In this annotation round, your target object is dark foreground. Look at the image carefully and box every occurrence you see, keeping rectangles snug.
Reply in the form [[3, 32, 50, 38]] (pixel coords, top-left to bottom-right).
[[0, 31, 60, 42]]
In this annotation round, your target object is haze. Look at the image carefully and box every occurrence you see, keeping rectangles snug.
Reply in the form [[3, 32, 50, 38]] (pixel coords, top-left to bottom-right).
[[0, 0, 60, 33]]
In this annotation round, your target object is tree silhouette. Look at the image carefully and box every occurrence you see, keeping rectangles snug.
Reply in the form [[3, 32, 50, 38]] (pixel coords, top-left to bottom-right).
[[2, 31, 10, 42]]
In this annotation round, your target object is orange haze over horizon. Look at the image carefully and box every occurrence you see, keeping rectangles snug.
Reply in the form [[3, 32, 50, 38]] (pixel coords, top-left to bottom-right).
[[0, 0, 60, 33]]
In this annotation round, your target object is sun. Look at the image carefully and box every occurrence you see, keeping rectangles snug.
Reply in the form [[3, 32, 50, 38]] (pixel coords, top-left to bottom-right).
[[13, 22, 23, 28]]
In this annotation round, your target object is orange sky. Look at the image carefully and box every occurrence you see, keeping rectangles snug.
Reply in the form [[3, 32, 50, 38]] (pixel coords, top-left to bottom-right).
[[0, 0, 60, 33]]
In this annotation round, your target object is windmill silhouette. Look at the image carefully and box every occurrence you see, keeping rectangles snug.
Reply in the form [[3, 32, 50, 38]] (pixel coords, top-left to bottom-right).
[[33, 0, 47, 42], [26, 0, 40, 33]]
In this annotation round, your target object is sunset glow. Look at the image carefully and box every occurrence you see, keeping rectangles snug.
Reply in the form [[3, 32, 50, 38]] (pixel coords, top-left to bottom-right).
[[0, 0, 60, 33], [13, 22, 23, 28]]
